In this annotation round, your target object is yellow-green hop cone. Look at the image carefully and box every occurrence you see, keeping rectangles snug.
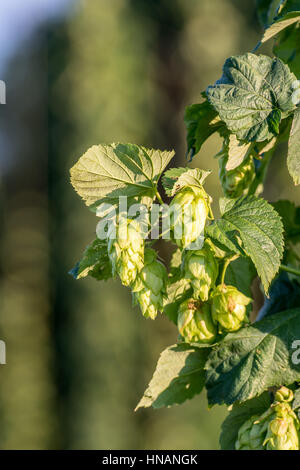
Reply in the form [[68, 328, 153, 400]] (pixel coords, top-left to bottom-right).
[[183, 244, 218, 301], [132, 249, 167, 320], [108, 218, 144, 287], [211, 284, 252, 332], [177, 299, 217, 344], [219, 155, 255, 198], [264, 403, 300, 450], [170, 185, 211, 249]]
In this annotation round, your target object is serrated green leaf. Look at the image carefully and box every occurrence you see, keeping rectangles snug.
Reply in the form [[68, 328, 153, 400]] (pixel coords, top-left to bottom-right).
[[70, 143, 175, 207], [69, 238, 112, 281], [225, 257, 256, 297], [206, 196, 284, 293], [220, 392, 271, 449], [288, 108, 300, 185], [136, 344, 209, 410], [205, 308, 300, 406], [162, 167, 211, 197], [206, 53, 296, 142], [259, 11, 300, 45], [184, 101, 224, 160]]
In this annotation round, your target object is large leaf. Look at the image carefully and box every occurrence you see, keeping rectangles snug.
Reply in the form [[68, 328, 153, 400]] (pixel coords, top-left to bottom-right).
[[205, 308, 300, 405], [225, 257, 256, 297], [162, 167, 211, 197], [206, 53, 296, 142], [288, 107, 300, 185], [206, 196, 284, 293], [69, 238, 112, 281], [70, 143, 175, 207], [136, 344, 209, 410], [184, 100, 224, 160], [220, 392, 271, 449]]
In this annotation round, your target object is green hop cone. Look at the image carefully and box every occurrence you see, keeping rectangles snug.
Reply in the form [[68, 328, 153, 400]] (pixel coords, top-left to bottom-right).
[[108, 218, 144, 287], [219, 155, 255, 198], [211, 284, 252, 332], [263, 403, 300, 450], [170, 185, 211, 249], [235, 414, 268, 450], [177, 298, 217, 344], [183, 244, 218, 301], [132, 248, 167, 320]]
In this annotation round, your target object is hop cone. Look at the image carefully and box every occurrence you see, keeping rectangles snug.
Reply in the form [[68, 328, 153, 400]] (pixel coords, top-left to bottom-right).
[[219, 155, 255, 198], [236, 387, 300, 451], [108, 218, 144, 287], [178, 298, 217, 344], [264, 403, 300, 450], [183, 244, 218, 301], [170, 186, 210, 249], [132, 248, 167, 320], [211, 284, 252, 332]]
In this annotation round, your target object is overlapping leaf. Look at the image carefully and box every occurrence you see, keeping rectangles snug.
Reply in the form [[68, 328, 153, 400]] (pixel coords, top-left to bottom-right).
[[69, 238, 112, 281], [70, 143, 175, 207], [206, 53, 296, 141], [136, 344, 209, 410], [220, 392, 271, 449], [205, 308, 300, 406], [206, 196, 284, 293]]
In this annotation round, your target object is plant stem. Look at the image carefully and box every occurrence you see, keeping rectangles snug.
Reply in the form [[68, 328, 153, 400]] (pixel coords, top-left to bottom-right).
[[280, 264, 300, 277], [155, 190, 164, 205], [220, 254, 239, 285]]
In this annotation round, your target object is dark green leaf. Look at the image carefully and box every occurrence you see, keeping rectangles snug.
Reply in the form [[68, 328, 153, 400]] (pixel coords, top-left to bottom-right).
[[69, 238, 112, 281], [206, 53, 296, 141], [184, 101, 224, 160], [205, 308, 300, 405], [225, 257, 256, 297], [136, 343, 209, 410]]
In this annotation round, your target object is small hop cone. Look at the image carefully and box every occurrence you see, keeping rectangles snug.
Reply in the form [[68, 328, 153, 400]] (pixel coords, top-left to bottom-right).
[[183, 244, 218, 301], [235, 415, 267, 450], [219, 155, 255, 198], [108, 218, 144, 287], [132, 249, 167, 320], [263, 402, 300, 450], [211, 284, 252, 332], [177, 298, 217, 344], [170, 185, 211, 250]]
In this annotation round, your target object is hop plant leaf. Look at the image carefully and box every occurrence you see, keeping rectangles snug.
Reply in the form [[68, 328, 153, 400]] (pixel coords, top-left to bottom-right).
[[69, 238, 112, 281], [206, 53, 296, 141], [70, 143, 175, 208]]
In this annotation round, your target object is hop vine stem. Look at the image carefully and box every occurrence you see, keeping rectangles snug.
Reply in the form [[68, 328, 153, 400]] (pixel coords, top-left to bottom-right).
[[280, 264, 300, 277]]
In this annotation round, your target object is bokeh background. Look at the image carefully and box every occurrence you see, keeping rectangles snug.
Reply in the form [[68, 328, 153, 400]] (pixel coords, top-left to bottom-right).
[[0, 0, 298, 450]]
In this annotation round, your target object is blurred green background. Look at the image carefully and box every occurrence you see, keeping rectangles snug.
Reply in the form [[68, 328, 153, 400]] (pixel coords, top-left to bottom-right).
[[0, 0, 298, 450]]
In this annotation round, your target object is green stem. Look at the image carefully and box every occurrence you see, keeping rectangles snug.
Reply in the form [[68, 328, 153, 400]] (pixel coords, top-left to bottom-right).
[[155, 190, 164, 205], [220, 255, 239, 285], [280, 264, 300, 277]]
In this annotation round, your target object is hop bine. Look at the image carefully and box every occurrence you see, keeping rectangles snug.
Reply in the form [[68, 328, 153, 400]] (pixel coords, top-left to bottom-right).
[[236, 387, 300, 451], [219, 154, 255, 198], [108, 218, 144, 287], [211, 284, 252, 332], [170, 185, 211, 250], [183, 244, 218, 301], [177, 298, 217, 344], [131, 248, 167, 320]]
